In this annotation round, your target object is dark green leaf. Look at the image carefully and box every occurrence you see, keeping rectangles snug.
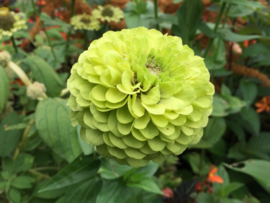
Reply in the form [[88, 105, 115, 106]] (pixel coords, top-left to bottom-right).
[[34, 180, 66, 199], [0, 112, 24, 158], [62, 177, 102, 203], [240, 107, 260, 136], [240, 79, 257, 106], [221, 183, 243, 197], [96, 179, 132, 203], [11, 176, 36, 189], [8, 187, 21, 203], [211, 95, 230, 117], [218, 28, 263, 42], [77, 125, 94, 155], [172, 0, 203, 42], [224, 160, 270, 194], [21, 56, 64, 97], [35, 98, 82, 162], [40, 154, 100, 192], [127, 178, 163, 195]]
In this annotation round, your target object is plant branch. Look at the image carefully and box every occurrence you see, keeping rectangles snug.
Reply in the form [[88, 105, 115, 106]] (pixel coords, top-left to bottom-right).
[[11, 36, 18, 53]]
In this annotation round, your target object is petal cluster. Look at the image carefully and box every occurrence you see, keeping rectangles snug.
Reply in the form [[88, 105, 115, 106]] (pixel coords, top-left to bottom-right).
[[92, 5, 124, 23], [0, 7, 27, 40], [67, 27, 214, 167], [70, 13, 101, 31]]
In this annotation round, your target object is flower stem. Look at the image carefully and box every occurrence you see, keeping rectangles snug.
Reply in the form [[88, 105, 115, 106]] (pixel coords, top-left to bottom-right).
[[83, 30, 88, 50], [154, 0, 159, 30], [11, 36, 18, 53], [183, 0, 193, 45], [8, 61, 32, 87], [31, 0, 57, 62], [203, 2, 227, 58]]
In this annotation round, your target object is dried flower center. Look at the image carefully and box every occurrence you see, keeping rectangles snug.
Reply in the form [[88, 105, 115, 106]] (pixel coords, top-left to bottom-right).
[[80, 17, 91, 24], [146, 57, 162, 75], [101, 7, 114, 17], [0, 7, 9, 16]]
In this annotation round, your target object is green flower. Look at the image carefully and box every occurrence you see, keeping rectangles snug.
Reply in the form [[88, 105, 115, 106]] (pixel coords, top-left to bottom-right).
[[92, 5, 124, 23], [67, 27, 214, 167], [0, 7, 27, 40], [70, 13, 101, 31]]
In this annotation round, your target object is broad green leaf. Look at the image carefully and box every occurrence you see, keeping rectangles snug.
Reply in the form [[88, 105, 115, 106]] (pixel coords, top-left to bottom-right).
[[8, 187, 21, 203], [211, 95, 230, 117], [135, 161, 159, 177], [40, 154, 100, 192], [172, 0, 203, 42], [223, 0, 264, 9], [183, 152, 210, 175], [196, 117, 226, 147], [62, 177, 102, 203], [239, 79, 257, 106], [11, 176, 35, 189], [33, 180, 66, 199], [77, 125, 95, 155], [0, 112, 24, 158], [221, 183, 243, 197], [21, 56, 64, 97], [197, 192, 216, 203], [127, 177, 163, 195], [228, 5, 254, 17], [35, 98, 82, 162], [218, 28, 263, 42], [0, 67, 10, 113], [99, 158, 132, 180], [224, 160, 270, 194], [96, 179, 132, 203], [240, 107, 260, 136]]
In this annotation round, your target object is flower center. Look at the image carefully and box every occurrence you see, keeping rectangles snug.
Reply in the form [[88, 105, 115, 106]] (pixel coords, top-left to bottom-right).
[[101, 7, 114, 17], [146, 57, 162, 75], [80, 17, 91, 24]]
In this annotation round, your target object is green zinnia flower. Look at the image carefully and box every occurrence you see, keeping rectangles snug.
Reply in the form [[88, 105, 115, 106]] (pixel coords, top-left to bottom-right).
[[70, 13, 101, 31], [92, 5, 124, 23], [0, 7, 27, 40], [67, 27, 214, 167]]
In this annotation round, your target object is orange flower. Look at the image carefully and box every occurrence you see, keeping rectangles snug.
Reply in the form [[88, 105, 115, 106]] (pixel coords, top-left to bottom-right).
[[255, 96, 270, 113], [243, 39, 257, 48], [207, 165, 223, 184]]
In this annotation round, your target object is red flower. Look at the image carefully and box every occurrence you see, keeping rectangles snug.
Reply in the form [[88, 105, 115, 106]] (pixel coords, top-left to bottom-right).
[[195, 182, 202, 191], [207, 165, 224, 184], [162, 188, 174, 198]]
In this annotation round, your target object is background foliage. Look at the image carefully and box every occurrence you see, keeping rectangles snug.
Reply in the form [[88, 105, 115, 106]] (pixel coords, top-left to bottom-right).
[[0, 0, 270, 202]]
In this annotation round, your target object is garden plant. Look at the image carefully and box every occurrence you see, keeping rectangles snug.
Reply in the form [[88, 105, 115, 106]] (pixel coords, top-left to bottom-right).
[[0, 0, 270, 203]]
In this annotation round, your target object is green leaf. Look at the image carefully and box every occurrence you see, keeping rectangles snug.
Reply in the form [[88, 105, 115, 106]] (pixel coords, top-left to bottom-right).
[[228, 5, 254, 17], [0, 112, 24, 158], [183, 152, 210, 175], [8, 187, 21, 203], [211, 95, 230, 117], [33, 180, 66, 199], [35, 98, 82, 162], [205, 38, 226, 70], [127, 177, 163, 195], [11, 176, 35, 189], [221, 183, 243, 197], [99, 158, 133, 180], [223, 0, 264, 9], [240, 107, 260, 136], [135, 161, 159, 177], [218, 28, 263, 42], [198, 22, 217, 38], [195, 117, 226, 147], [62, 177, 102, 203], [197, 192, 216, 203], [239, 79, 257, 106], [96, 179, 132, 203], [21, 56, 64, 97], [77, 125, 94, 155], [40, 154, 100, 192], [224, 160, 270, 194], [0, 67, 10, 113], [172, 0, 203, 42]]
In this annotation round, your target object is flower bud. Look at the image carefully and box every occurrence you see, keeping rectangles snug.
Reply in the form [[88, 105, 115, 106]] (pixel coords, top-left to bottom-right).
[[26, 82, 46, 100]]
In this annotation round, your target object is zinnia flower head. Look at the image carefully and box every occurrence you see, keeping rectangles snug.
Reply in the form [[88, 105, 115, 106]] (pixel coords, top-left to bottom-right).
[[92, 5, 124, 23], [67, 27, 214, 167], [70, 13, 101, 31], [0, 7, 27, 40]]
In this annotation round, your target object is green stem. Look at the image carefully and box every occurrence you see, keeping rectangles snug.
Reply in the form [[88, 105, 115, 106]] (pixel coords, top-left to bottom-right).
[[84, 30, 88, 50], [154, 0, 159, 30], [183, 0, 193, 45], [65, 0, 76, 55], [11, 36, 18, 53], [31, 0, 57, 62], [203, 2, 227, 58]]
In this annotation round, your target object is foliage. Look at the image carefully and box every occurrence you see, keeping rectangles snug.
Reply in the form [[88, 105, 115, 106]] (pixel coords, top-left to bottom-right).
[[0, 0, 270, 202]]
